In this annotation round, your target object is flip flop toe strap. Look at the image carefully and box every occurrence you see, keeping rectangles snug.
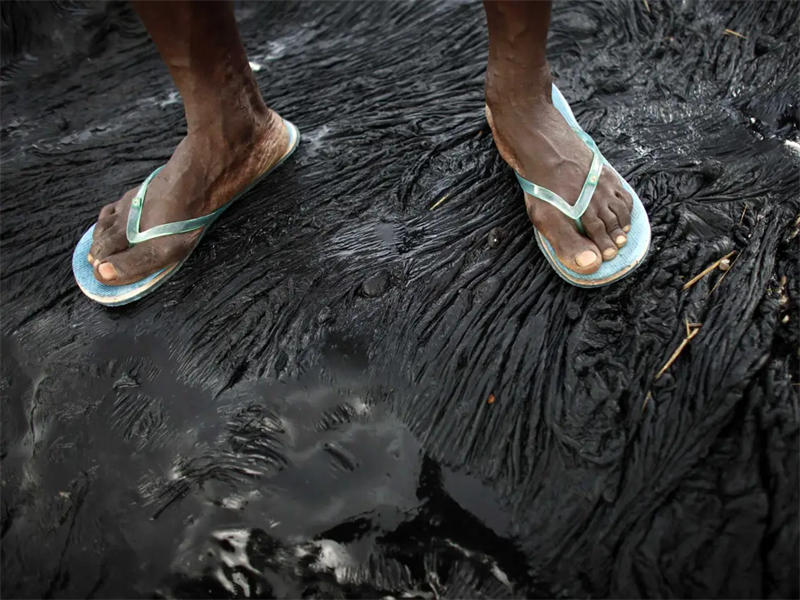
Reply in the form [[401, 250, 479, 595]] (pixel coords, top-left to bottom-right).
[[514, 129, 603, 232], [126, 166, 224, 245]]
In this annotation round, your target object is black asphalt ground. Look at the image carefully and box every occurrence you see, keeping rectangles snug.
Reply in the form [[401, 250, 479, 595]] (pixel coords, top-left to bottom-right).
[[2, 1, 798, 597]]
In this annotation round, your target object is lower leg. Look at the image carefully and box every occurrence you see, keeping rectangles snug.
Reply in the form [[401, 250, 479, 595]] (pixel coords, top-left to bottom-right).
[[483, 1, 633, 274], [88, 1, 289, 284], [484, 1, 553, 110], [131, 0, 270, 137]]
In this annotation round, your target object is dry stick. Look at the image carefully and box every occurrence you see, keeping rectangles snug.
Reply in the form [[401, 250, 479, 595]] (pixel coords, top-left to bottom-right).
[[684, 318, 702, 337], [739, 204, 748, 225], [429, 194, 450, 211], [723, 28, 747, 39], [642, 0, 650, 13], [656, 327, 700, 380], [642, 391, 653, 413], [708, 251, 742, 296], [682, 251, 736, 291]]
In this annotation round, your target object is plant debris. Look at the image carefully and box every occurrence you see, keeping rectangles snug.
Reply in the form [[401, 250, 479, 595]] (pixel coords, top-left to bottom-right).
[[723, 28, 747, 39], [656, 322, 702, 379], [429, 193, 450, 211], [683, 251, 737, 291]]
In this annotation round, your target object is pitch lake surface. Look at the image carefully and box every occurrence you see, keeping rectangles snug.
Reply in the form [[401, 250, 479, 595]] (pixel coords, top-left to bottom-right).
[[2, 1, 798, 597]]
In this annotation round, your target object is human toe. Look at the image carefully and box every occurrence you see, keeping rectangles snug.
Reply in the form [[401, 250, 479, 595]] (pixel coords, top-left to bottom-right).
[[93, 235, 193, 285], [533, 205, 603, 274], [89, 225, 128, 266], [582, 214, 618, 261]]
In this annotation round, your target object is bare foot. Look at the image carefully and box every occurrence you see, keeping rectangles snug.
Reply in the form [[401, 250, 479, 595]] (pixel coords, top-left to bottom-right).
[[87, 109, 289, 285], [486, 76, 633, 274]]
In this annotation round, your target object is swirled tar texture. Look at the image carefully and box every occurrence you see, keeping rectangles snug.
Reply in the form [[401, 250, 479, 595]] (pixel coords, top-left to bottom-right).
[[1, 1, 798, 598]]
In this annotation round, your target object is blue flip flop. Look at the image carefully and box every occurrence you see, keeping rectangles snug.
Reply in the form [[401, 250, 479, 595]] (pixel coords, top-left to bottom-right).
[[513, 85, 650, 287], [73, 118, 300, 306]]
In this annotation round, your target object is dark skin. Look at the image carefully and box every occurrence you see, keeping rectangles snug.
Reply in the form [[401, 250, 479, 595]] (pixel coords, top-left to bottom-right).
[[89, 0, 632, 284], [88, 0, 288, 284], [483, 1, 632, 272]]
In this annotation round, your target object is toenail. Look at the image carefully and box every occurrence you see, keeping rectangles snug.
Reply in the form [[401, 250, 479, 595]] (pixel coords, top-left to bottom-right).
[[98, 262, 117, 281], [615, 235, 627, 246], [623, 225, 631, 232], [602, 248, 617, 260], [575, 250, 598, 267]]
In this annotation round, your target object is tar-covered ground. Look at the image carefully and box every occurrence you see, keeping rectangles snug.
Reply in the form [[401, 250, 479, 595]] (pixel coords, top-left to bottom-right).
[[1, 1, 798, 598]]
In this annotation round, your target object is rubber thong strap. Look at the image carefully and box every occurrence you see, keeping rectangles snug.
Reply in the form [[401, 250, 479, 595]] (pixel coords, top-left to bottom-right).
[[126, 166, 225, 245], [514, 129, 603, 229]]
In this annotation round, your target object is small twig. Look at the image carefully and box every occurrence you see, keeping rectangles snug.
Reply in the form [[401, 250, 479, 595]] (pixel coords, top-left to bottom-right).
[[739, 204, 748, 225], [642, 0, 650, 13], [429, 193, 450, 211], [642, 391, 653, 413], [684, 318, 702, 337], [656, 326, 701, 380], [683, 251, 736, 291], [723, 28, 747, 39], [708, 251, 742, 296]]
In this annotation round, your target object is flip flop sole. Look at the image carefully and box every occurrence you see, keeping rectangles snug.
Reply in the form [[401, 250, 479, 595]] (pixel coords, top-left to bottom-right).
[[73, 119, 300, 306]]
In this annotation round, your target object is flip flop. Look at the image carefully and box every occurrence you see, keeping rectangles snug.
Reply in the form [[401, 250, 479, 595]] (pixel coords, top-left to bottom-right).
[[514, 85, 651, 287], [73, 118, 300, 306]]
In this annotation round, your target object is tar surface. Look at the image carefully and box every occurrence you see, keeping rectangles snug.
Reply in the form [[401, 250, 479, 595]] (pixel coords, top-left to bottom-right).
[[1, 1, 798, 598]]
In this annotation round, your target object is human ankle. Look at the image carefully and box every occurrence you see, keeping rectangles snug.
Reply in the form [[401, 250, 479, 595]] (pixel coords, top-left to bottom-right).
[[185, 91, 275, 146], [182, 69, 270, 132], [485, 61, 552, 115]]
